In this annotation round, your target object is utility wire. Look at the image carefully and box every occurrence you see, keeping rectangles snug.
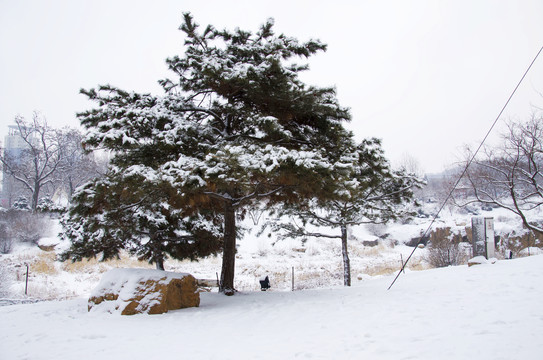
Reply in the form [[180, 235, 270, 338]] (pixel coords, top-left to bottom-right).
[[388, 44, 543, 291]]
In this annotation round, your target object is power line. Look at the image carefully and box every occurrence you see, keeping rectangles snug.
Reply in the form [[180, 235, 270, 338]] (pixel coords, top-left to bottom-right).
[[387, 44, 543, 291]]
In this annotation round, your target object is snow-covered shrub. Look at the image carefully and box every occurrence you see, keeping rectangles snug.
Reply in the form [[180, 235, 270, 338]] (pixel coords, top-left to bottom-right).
[[366, 223, 389, 239], [0, 210, 16, 254], [426, 227, 469, 268], [0, 222, 14, 254], [256, 238, 271, 257], [0, 264, 13, 297], [0, 236, 14, 254], [36, 197, 65, 214], [13, 213, 51, 245], [0, 210, 52, 246], [12, 196, 30, 211]]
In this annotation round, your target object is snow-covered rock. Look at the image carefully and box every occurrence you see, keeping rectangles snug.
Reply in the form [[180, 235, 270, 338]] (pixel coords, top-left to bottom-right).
[[37, 237, 59, 251], [467, 256, 498, 267], [88, 268, 199, 315]]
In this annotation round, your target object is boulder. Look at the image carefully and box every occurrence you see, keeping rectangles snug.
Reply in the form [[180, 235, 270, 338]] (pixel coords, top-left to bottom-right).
[[362, 239, 379, 247], [37, 237, 59, 252], [88, 268, 199, 315], [468, 256, 487, 267]]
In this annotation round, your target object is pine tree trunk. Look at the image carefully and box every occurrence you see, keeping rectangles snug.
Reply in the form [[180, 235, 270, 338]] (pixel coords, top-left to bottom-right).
[[341, 224, 351, 286], [150, 234, 165, 271], [220, 201, 236, 295], [155, 257, 165, 271]]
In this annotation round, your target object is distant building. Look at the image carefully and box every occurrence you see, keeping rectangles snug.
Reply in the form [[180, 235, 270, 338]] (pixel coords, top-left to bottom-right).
[[1, 125, 34, 208]]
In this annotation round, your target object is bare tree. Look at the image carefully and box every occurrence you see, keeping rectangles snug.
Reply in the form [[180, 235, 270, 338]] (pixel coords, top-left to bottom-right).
[[397, 153, 424, 178], [462, 114, 543, 235], [56, 128, 102, 201], [0, 113, 62, 212], [424, 167, 465, 215]]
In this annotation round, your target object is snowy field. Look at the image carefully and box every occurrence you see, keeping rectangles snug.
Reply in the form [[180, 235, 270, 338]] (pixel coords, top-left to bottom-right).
[[1, 254, 542, 360]]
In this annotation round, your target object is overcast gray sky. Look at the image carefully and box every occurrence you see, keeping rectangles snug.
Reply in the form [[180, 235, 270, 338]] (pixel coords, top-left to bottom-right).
[[1, 0, 542, 173]]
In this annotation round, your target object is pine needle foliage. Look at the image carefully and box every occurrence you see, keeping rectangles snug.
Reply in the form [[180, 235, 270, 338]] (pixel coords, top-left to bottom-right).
[[62, 13, 355, 291]]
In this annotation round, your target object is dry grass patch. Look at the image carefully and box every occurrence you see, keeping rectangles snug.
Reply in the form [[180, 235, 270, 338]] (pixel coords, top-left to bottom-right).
[[32, 252, 58, 275], [350, 242, 389, 257], [61, 252, 153, 274], [359, 263, 399, 277]]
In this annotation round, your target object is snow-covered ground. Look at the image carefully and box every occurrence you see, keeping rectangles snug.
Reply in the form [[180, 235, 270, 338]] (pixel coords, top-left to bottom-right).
[[1, 202, 542, 358], [1, 255, 542, 359]]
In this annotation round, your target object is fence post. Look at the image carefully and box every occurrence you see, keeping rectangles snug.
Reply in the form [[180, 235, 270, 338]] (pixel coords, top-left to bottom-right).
[[25, 263, 29, 296]]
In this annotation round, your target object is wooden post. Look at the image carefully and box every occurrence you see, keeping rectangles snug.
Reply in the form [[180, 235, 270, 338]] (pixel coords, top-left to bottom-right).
[[400, 254, 405, 274], [25, 263, 29, 296]]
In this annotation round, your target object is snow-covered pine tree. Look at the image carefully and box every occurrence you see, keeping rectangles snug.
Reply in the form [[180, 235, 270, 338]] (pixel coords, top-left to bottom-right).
[[63, 14, 353, 294], [60, 170, 222, 269], [60, 91, 223, 269], [158, 14, 353, 294], [271, 138, 423, 286]]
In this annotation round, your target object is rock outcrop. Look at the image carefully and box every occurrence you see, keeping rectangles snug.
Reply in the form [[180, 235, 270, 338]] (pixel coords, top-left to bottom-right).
[[88, 268, 199, 315]]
